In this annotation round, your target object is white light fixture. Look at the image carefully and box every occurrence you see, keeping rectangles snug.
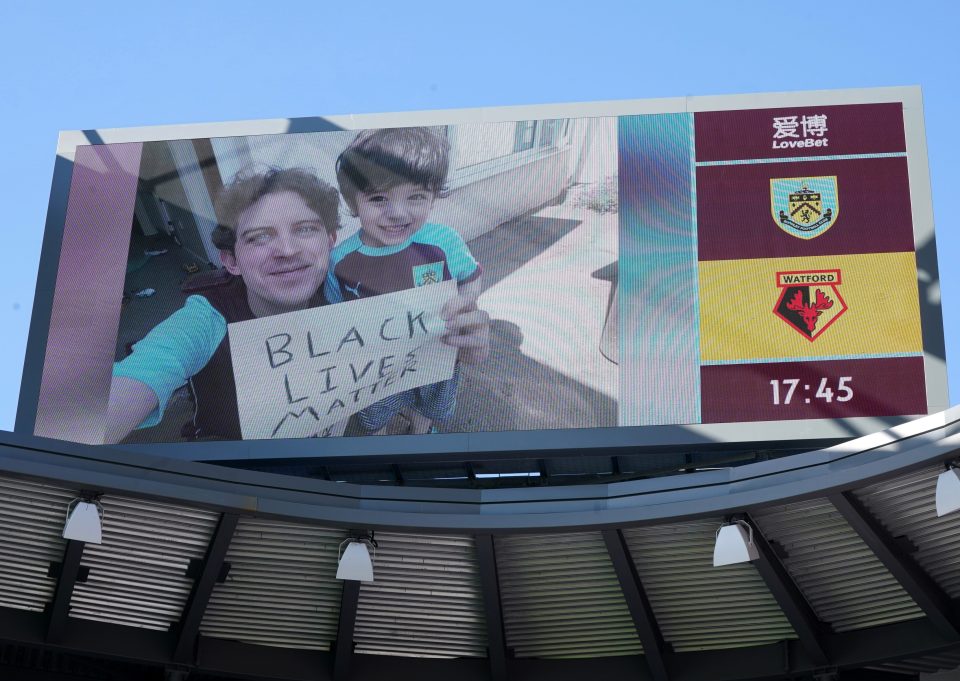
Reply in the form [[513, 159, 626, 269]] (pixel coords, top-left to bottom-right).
[[713, 520, 759, 567], [936, 464, 960, 517], [63, 498, 104, 544], [336, 534, 377, 582]]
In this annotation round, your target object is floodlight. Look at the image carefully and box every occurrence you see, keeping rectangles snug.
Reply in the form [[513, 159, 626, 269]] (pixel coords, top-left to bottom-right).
[[336, 534, 377, 582], [936, 465, 960, 517], [713, 520, 759, 567], [63, 499, 104, 544]]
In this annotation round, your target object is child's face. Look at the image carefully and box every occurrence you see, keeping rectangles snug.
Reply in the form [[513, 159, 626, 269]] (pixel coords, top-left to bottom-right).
[[355, 182, 436, 248]]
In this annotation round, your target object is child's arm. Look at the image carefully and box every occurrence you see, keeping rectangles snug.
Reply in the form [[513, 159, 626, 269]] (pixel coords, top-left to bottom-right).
[[427, 223, 487, 362], [456, 271, 483, 302], [447, 232, 484, 360], [442, 283, 490, 366]]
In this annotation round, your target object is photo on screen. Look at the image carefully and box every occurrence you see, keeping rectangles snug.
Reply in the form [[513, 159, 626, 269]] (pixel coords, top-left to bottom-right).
[[101, 118, 620, 444]]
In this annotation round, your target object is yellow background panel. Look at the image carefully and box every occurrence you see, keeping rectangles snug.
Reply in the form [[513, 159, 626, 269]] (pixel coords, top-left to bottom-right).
[[699, 252, 922, 362]]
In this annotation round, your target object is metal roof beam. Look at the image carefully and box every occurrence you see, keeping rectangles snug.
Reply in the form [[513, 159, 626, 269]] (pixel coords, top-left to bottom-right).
[[1, 607, 171, 665], [4, 604, 960, 681], [475, 534, 508, 681], [46, 540, 84, 643], [742, 513, 830, 666], [829, 491, 960, 640], [172, 512, 238, 663], [601, 529, 669, 681], [834, 670, 919, 680], [165, 667, 190, 681], [333, 580, 361, 680]]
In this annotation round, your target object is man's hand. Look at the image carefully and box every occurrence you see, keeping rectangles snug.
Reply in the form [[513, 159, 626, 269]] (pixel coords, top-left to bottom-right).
[[440, 290, 490, 365]]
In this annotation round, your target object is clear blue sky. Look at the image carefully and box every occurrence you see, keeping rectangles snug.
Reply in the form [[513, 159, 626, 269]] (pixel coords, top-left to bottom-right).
[[1, 0, 958, 432]]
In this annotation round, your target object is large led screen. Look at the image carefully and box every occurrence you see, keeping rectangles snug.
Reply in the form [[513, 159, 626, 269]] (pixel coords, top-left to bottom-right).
[[24, 88, 946, 459]]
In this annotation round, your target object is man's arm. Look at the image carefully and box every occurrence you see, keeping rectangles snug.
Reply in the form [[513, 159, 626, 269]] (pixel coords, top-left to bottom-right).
[[104, 376, 160, 444], [106, 295, 227, 444]]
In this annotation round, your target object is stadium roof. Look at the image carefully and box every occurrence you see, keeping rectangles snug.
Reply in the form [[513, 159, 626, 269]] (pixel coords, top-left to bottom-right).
[[2, 408, 960, 680]]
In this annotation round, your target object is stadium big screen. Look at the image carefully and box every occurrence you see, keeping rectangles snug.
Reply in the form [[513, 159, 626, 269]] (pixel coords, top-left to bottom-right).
[[19, 87, 946, 461]]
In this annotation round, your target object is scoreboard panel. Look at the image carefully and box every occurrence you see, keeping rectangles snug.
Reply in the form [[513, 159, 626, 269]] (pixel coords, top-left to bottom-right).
[[21, 87, 945, 459]]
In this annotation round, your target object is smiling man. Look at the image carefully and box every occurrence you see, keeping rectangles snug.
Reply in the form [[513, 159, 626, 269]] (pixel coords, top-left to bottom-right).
[[105, 167, 489, 444], [219, 188, 335, 317]]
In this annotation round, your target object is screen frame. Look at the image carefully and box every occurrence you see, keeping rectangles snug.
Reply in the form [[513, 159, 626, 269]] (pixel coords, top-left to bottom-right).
[[16, 86, 947, 462]]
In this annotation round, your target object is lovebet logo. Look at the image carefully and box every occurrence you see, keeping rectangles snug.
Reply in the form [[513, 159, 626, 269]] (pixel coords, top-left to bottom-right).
[[772, 114, 829, 149]]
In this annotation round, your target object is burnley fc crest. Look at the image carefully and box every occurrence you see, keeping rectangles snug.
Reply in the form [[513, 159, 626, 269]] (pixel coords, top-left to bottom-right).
[[770, 176, 839, 239]]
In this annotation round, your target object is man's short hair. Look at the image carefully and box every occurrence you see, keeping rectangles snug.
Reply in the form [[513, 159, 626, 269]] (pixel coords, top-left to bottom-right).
[[336, 127, 450, 214], [213, 167, 341, 253]]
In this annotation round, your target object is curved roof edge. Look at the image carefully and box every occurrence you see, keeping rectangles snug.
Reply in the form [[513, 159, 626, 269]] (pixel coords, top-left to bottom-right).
[[1, 406, 959, 532]]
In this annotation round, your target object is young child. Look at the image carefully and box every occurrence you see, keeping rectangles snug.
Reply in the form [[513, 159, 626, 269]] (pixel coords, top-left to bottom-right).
[[327, 127, 482, 434]]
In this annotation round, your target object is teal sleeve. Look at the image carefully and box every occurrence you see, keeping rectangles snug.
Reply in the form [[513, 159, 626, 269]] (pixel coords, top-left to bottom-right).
[[326, 232, 361, 304], [112, 295, 227, 428], [427, 223, 479, 283], [324, 261, 344, 303]]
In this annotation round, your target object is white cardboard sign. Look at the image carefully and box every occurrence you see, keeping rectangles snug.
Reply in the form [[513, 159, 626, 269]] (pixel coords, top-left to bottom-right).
[[229, 280, 457, 440]]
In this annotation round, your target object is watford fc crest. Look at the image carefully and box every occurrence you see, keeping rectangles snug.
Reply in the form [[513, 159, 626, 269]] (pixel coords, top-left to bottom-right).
[[770, 176, 839, 239], [773, 269, 847, 341]]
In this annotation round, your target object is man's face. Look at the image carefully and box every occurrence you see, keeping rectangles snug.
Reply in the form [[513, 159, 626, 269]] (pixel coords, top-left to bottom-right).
[[221, 190, 335, 317], [355, 182, 436, 248]]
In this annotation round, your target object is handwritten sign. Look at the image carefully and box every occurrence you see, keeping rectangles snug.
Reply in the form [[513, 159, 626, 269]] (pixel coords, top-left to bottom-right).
[[229, 280, 457, 440]]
